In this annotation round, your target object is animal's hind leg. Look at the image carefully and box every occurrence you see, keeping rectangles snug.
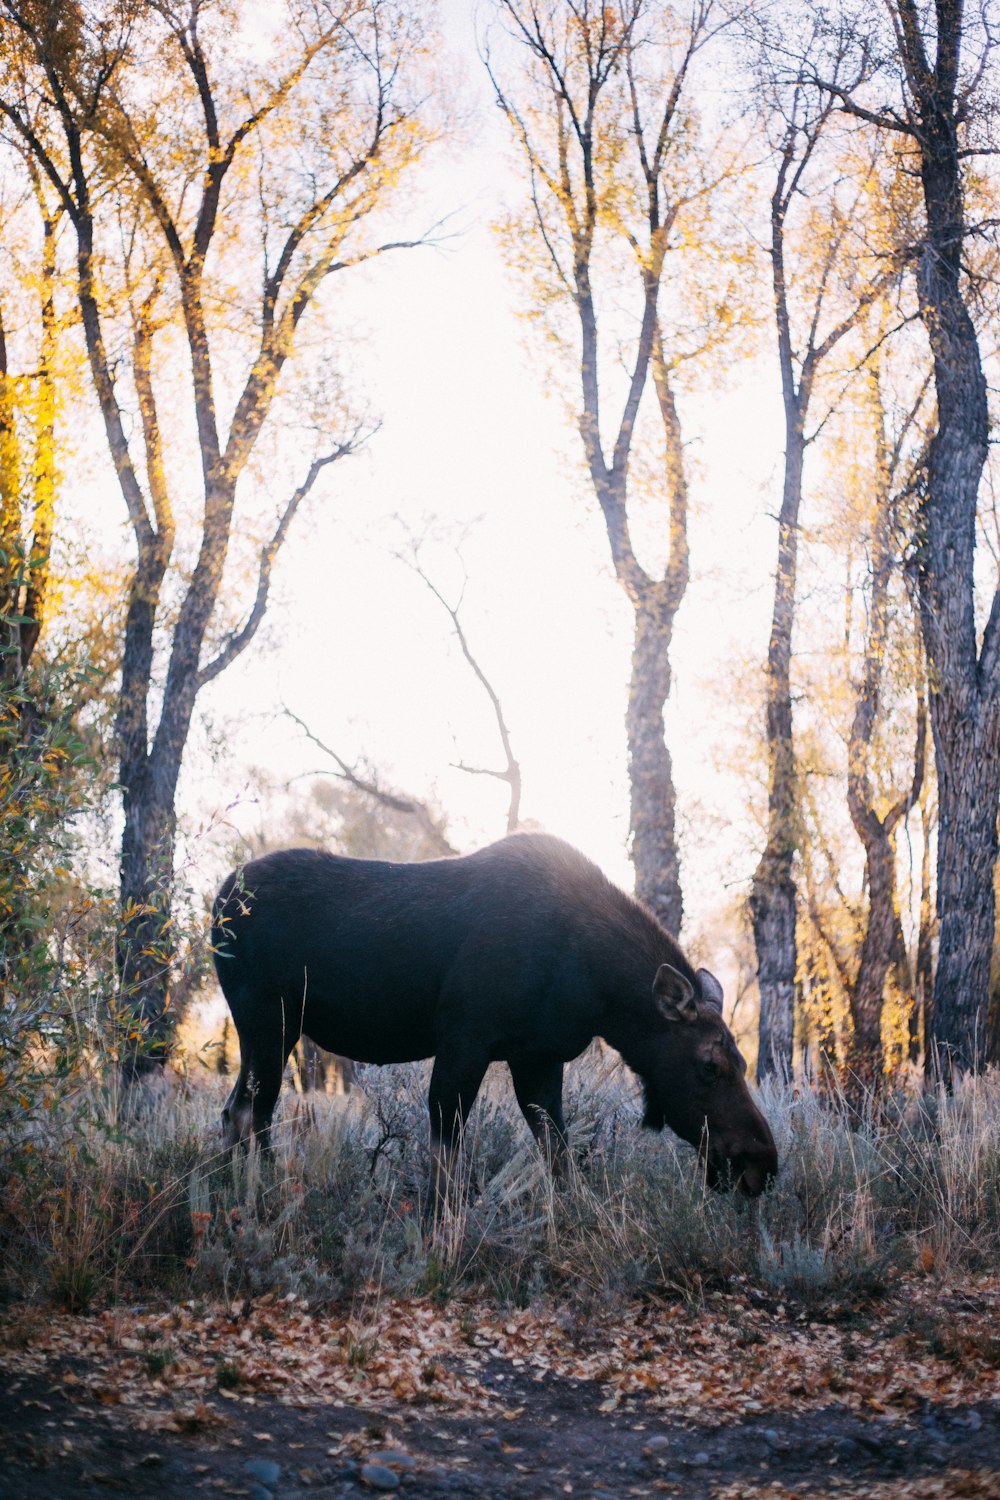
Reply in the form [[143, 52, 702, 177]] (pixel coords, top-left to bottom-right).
[[426, 1050, 488, 1219], [222, 1066, 254, 1153], [247, 1047, 288, 1157], [221, 998, 301, 1158], [508, 1057, 568, 1171], [222, 1050, 286, 1157]]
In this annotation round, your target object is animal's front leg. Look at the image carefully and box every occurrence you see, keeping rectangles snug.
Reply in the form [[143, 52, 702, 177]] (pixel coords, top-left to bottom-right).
[[426, 1050, 488, 1225], [508, 1057, 568, 1171]]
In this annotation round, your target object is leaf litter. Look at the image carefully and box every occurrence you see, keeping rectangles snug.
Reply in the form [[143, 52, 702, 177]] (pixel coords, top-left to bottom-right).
[[1, 1271, 998, 1498]]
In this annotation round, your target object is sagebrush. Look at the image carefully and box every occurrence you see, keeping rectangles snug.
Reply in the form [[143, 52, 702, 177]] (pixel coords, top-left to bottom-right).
[[2, 1051, 999, 1315]]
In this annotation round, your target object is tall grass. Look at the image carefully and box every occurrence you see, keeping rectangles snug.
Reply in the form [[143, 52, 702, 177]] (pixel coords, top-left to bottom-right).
[[2, 1050, 999, 1314]]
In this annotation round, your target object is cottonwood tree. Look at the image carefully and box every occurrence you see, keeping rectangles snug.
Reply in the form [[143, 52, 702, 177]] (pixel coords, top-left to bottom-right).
[[745, 20, 902, 1077], [0, 0, 438, 1070], [842, 349, 928, 1080], [810, 0, 1000, 1075], [791, 337, 930, 1084], [486, 0, 740, 934]]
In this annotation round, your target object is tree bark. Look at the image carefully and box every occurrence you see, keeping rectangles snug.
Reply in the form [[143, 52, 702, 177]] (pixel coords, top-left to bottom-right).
[[930, 723, 999, 1072], [749, 84, 818, 1081], [900, 1, 997, 1075], [117, 775, 177, 1073], [632, 336, 689, 934], [808, 0, 1000, 1074], [751, 398, 804, 1079], [912, 788, 935, 1060], [581, 297, 687, 940], [628, 586, 682, 932], [845, 365, 926, 1084]]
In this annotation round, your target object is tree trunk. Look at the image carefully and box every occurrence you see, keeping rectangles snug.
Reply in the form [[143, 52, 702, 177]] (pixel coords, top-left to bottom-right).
[[628, 586, 682, 933], [847, 842, 895, 1080], [751, 858, 797, 1077], [931, 722, 1000, 1073], [909, 46, 996, 1075], [751, 403, 805, 1080], [491, 12, 699, 939], [912, 790, 935, 1061], [845, 371, 925, 1085], [117, 766, 178, 1077]]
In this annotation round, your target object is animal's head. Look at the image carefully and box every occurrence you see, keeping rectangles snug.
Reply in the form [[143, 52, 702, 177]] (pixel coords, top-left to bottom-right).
[[640, 964, 778, 1197]]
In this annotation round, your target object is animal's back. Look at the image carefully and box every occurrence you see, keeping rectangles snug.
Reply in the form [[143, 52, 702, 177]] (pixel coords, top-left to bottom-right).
[[212, 848, 464, 1060], [210, 835, 627, 1065]]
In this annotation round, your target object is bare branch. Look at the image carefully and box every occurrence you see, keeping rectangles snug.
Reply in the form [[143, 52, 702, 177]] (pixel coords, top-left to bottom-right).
[[400, 548, 522, 833], [196, 443, 356, 689], [281, 704, 456, 858]]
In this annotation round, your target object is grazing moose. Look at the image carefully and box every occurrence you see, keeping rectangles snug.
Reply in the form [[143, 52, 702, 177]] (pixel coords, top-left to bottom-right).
[[212, 833, 777, 1202]]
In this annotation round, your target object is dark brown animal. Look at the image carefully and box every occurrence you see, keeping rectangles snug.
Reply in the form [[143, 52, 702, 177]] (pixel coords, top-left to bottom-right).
[[212, 833, 777, 1198]]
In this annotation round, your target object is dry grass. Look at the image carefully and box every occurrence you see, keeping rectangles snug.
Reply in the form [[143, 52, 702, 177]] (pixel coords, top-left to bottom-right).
[[2, 1051, 999, 1315]]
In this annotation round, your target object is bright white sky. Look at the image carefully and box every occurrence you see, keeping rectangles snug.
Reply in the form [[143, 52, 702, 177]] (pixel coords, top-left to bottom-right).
[[181, 0, 786, 955]]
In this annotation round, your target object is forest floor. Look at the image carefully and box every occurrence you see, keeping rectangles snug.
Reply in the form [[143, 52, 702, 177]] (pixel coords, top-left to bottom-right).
[[2, 1274, 999, 1500]]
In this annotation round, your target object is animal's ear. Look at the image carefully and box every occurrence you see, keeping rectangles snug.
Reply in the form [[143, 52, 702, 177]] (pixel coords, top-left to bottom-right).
[[653, 963, 699, 1023], [696, 968, 725, 1014]]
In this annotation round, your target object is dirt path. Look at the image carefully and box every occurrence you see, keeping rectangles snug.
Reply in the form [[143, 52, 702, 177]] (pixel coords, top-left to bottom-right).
[[3, 1346, 999, 1499], [2, 1284, 999, 1499]]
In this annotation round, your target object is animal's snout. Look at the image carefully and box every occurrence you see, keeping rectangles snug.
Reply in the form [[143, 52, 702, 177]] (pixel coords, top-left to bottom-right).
[[734, 1128, 779, 1197], [707, 1121, 778, 1197], [736, 1152, 776, 1198]]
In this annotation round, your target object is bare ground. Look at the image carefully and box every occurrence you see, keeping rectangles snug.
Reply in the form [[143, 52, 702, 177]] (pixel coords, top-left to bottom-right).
[[2, 1283, 999, 1500]]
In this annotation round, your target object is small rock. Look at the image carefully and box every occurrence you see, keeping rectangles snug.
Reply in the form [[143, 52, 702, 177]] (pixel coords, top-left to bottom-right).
[[370, 1450, 419, 1468], [245, 1458, 282, 1487], [835, 1437, 858, 1459], [361, 1462, 402, 1492], [764, 1429, 781, 1446], [690, 1451, 711, 1466], [966, 1411, 983, 1432], [247, 1487, 273, 1500], [480, 1436, 503, 1455], [643, 1435, 670, 1456]]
